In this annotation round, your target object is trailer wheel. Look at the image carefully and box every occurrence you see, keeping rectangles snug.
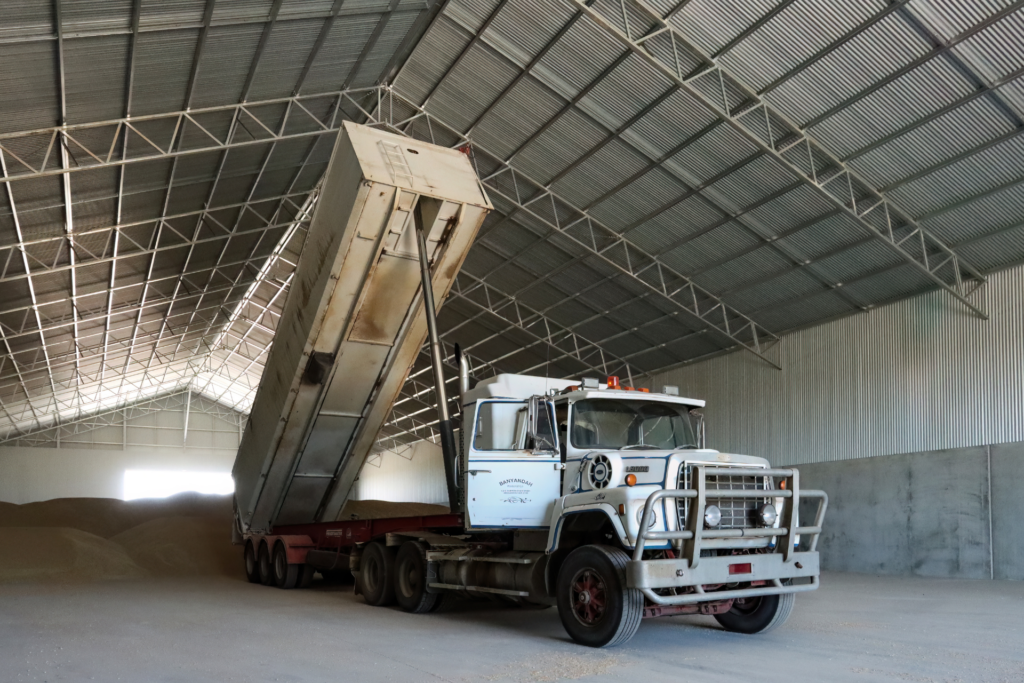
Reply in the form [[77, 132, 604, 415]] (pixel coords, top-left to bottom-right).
[[243, 540, 260, 583], [394, 541, 441, 614], [359, 542, 397, 606], [556, 545, 643, 648], [272, 541, 299, 589], [714, 593, 795, 634], [257, 541, 274, 586]]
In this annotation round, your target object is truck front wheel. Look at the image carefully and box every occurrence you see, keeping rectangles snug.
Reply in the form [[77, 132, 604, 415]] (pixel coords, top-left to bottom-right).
[[556, 545, 643, 648], [714, 592, 795, 634], [359, 542, 397, 606]]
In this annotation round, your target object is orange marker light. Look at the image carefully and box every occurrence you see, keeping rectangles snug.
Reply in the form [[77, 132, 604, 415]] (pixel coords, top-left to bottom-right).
[[625, 474, 637, 486], [607, 376, 620, 389], [780, 479, 787, 490], [618, 504, 626, 515]]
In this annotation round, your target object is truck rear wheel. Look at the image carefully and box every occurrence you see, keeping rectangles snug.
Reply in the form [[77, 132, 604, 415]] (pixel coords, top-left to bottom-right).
[[714, 592, 795, 634], [243, 540, 260, 583], [257, 541, 274, 586], [556, 545, 643, 648], [394, 541, 441, 613], [359, 542, 397, 607], [273, 541, 299, 589]]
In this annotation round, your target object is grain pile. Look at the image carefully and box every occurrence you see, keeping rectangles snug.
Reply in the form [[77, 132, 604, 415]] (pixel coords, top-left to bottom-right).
[[0, 495, 451, 584], [0, 527, 145, 583], [0, 493, 239, 584], [339, 499, 449, 520], [111, 517, 238, 577]]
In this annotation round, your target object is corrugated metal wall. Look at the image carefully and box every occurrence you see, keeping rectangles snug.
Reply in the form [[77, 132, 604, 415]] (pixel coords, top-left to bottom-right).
[[655, 264, 1024, 466], [4, 391, 243, 452], [352, 441, 448, 504]]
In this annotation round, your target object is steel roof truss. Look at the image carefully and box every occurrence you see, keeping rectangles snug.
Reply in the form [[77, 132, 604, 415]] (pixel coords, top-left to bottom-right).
[[568, 0, 989, 319]]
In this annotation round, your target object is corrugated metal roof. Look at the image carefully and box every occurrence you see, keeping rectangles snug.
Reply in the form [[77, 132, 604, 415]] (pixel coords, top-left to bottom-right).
[[0, 0, 437, 438], [3, 0, 1024, 447]]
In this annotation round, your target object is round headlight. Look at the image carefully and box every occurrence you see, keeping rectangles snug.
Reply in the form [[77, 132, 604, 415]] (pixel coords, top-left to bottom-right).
[[704, 504, 721, 528], [757, 503, 777, 526], [636, 507, 656, 528]]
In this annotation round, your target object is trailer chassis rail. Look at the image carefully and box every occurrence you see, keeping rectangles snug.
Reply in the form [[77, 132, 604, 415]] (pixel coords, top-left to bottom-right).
[[629, 466, 828, 606]]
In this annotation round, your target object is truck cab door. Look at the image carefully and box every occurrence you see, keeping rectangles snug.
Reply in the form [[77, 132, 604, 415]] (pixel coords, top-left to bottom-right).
[[464, 397, 561, 529]]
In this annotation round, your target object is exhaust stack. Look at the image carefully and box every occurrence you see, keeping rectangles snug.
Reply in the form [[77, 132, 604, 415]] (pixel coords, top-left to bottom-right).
[[456, 344, 471, 403]]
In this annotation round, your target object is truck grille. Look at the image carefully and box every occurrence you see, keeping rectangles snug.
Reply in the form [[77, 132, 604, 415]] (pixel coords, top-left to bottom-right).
[[676, 466, 769, 531]]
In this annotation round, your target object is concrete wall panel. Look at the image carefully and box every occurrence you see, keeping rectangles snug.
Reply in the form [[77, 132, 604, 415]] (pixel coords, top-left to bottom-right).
[[991, 442, 1024, 580], [799, 446, 992, 579]]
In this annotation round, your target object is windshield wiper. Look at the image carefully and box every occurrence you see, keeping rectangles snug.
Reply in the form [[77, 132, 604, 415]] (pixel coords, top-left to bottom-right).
[[622, 444, 660, 450], [673, 444, 698, 450]]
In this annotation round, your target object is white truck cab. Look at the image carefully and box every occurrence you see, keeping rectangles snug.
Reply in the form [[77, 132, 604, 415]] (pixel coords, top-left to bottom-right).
[[455, 371, 828, 646]]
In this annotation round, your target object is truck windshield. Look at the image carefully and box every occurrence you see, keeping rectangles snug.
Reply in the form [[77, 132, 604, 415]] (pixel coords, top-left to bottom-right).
[[571, 399, 698, 450]]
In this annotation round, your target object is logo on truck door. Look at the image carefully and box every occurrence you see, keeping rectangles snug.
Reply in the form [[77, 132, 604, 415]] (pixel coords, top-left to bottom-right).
[[500, 478, 533, 504]]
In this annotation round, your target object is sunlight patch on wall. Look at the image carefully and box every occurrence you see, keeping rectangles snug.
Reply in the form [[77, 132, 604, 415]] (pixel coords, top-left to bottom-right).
[[123, 470, 234, 500]]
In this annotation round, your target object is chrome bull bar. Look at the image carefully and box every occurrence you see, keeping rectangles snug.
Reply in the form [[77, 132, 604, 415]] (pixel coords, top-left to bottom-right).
[[630, 466, 829, 606]]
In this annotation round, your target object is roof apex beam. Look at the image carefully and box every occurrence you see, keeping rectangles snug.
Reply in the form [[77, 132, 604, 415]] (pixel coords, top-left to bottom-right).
[[99, 0, 143, 402], [55, 0, 83, 390]]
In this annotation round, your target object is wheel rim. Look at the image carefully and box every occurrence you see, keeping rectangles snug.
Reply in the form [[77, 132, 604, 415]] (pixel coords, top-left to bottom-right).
[[569, 567, 607, 626], [731, 596, 762, 615], [397, 557, 418, 598], [274, 550, 286, 581], [364, 555, 380, 593]]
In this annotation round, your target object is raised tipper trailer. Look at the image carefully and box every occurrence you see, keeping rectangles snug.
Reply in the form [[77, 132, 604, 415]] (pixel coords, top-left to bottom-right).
[[234, 123, 828, 648], [232, 121, 490, 532]]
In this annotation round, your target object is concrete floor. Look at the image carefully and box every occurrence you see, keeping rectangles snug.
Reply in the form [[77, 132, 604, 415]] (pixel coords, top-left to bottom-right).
[[2, 572, 1023, 683]]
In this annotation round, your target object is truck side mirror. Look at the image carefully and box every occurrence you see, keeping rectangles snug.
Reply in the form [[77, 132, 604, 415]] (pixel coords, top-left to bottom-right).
[[527, 396, 557, 453], [690, 410, 706, 449]]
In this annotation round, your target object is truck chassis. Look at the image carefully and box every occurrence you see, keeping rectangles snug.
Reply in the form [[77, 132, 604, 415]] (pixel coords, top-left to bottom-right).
[[240, 466, 827, 647]]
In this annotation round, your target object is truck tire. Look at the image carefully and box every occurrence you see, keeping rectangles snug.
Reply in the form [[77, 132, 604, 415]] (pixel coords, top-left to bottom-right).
[[258, 541, 274, 586], [394, 541, 441, 614], [243, 540, 260, 583], [359, 542, 397, 607], [714, 592, 795, 634], [273, 541, 299, 589], [556, 545, 643, 648]]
